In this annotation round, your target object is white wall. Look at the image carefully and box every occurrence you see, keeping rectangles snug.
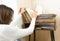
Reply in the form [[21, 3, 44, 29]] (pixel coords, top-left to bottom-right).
[[17, 0, 60, 16], [17, 0, 33, 11]]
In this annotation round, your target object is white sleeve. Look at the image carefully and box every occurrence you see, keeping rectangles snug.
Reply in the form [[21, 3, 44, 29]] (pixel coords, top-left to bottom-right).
[[0, 18, 36, 40], [10, 18, 36, 38], [10, 13, 22, 26], [17, 18, 36, 38]]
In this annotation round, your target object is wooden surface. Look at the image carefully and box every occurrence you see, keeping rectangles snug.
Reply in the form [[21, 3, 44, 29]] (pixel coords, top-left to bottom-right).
[[22, 14, 56, 30], [22, 14, 56, 41]]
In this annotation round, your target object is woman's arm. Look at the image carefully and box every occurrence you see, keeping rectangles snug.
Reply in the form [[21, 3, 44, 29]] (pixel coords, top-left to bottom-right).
[[17, 18, 36, 38], [0, 14, 36, 40], [16, 12, 37, 38], [10, 8, 25, 27], [8, 8, 37, 38], [0, 18, 36, 39], [0, 8, 37, 39], [10, 13, 22, 26]]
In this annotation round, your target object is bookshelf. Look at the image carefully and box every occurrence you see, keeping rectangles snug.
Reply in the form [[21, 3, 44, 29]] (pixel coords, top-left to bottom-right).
[[22, 14, 56, 41]]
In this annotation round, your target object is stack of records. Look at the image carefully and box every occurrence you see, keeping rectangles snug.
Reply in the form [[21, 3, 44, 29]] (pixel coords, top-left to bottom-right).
[[22, 11, 32, 23], [36, 25, 54, 30], [37, 14, 56, 19], [36, 14, 56, 22]]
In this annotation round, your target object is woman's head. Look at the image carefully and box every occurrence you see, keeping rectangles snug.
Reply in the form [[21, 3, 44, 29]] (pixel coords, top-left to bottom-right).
[[0, 5, 14, 24]]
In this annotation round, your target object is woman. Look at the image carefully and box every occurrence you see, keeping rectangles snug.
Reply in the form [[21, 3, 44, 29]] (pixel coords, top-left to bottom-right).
[[0, 5, 37, 41]]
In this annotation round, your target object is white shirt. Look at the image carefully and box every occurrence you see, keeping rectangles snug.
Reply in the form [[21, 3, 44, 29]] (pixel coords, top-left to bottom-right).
[[0, 0, 36, 41], [0, 14, 36, 41]]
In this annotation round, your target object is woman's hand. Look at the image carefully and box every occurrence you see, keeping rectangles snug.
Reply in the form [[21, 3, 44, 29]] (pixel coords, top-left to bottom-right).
[[19, 8, 26, 14], [30, 12, 38, 18]]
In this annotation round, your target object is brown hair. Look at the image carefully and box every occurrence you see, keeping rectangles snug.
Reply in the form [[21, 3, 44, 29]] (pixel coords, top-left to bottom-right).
[[0, 5, 14, 24]]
